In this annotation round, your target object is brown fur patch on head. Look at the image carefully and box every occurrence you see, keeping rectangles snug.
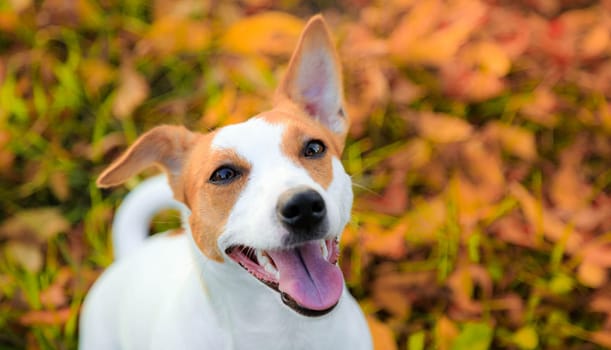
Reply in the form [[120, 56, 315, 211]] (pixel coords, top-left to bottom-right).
[[258, 107, 342, 190], [182, 135, 252, 262]]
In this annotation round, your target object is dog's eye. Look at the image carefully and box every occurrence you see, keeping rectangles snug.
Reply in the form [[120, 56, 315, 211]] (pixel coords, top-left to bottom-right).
[[303, 140, 326, 158], [209, 166, 240, 184]]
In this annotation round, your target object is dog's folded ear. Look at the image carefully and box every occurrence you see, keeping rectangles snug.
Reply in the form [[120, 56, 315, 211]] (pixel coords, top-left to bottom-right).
[[275, 15, 348, 135], [97, 125, 197, 200]]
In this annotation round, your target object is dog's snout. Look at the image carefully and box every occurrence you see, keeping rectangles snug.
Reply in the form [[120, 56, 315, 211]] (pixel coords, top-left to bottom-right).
[[277, 187, 326, 231]]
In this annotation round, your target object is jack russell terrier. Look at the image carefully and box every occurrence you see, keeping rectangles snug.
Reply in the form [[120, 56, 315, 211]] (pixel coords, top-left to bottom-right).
[[79, 15, 373, 350]]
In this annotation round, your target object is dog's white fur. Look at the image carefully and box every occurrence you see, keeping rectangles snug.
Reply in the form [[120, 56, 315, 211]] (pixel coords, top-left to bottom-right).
[[79, 15, 372, 350]]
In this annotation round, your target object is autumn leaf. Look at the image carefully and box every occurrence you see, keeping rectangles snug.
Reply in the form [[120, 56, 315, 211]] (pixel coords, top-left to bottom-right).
[[577, 259, 607, 288], [387, 138, 431, 172], [509, 182, 585, 253], [485, 7, 530, 59], [151, 0, 209, 21], [445, 67, 505, 102], [0, 207, 70, 242], [417, 112, 473, 143], [460, 41, 511, 77], [581, 24, 610, 58], [39, 268, 72, 308], [550, 159, 592, 212], [140, 17, 211, 56], [19, 308, 72, 326], [590, 331, 611, 348], [112, 64, 150, 119], [78, 58, 115, 98], [221, 12, 304, 56], [49, 171, 70, 201], [372, 283, 410, 318], [520, 88, 559, 127], [462, 138, 504, 189], [0, 129, 15, 173], [389, 0, 486, 66], [486, 122, 537, 161], [450, 175, 501, 226], [360, 219, 407, 259], [387, 0, 442, 62], [343, 56, 389, 137], [38, 0, 103, 28], [490, 294, 525, 325], [447, 264, 492, 315], [0, 10, 18, 31], [490, 213, 537, 249], [367, 316, 398, 350], [436, 316, 459, 350], [402, 198, 447, 243], [4, 242, 43, 273]]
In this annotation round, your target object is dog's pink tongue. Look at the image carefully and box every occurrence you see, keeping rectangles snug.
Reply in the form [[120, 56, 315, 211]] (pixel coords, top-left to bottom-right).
[[267, 242, 343, 311]]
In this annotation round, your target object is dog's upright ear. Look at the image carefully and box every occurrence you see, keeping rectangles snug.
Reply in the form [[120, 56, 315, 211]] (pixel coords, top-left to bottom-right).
[[97, 125, 197, 202], [275, 15, 348, 136]]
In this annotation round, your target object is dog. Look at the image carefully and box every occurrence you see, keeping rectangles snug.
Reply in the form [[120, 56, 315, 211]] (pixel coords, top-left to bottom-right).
[[79, 15, 373, 350]]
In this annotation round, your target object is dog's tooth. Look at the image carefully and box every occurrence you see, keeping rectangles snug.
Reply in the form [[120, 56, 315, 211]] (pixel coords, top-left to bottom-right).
[[264, 263, 277, 276], [265, 262, 279, 280], [257, 250, 278, 276], [257, 250, 270, 266], [320, 240, 329, 260], [256, 249, 265, 262]]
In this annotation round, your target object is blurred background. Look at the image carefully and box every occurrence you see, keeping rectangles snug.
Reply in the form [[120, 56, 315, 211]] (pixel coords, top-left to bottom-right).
[[1, 0, 610, 349]]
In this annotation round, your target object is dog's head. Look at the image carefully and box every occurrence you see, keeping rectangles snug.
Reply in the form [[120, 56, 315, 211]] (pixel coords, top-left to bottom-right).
[[97, 15, 352, 317]]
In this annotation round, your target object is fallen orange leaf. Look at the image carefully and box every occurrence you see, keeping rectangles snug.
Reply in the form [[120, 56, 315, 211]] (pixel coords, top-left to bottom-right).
[[19, 308, 71, 326], [361, 220, 407, 259], [577, 259, 608, 288], [389, 0, 486, 66], [590, 331, 611, 348], [141, 17, 211, 56], [581, 24, 610, 58], [487, 122, 537, 161], [417, 112, 473, 143], [112, 64, 150, 119], [460, 41, 511, 77], [367, 315, 398, 350], [509, 182, 585, 253], [436, 316, 459, 350], [221, 12, 304, 56]]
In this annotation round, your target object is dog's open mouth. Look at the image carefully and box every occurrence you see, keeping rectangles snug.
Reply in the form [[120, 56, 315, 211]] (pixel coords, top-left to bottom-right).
[[225, 239, 342, 317]]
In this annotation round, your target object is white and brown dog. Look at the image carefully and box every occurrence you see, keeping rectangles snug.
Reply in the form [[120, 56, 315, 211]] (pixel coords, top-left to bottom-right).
[[79, 15, 372, 350]]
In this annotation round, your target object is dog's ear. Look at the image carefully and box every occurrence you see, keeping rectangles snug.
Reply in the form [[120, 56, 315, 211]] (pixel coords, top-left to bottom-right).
[[97, 125, 197, 201], [275, 15, 347, 135]]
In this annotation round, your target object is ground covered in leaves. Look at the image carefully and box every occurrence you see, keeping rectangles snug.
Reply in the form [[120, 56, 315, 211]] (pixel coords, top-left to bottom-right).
[[1, 0, 610, 349]]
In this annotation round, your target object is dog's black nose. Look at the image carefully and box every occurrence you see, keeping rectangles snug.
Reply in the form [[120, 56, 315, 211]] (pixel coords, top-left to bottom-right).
[[277, 187, 326, 232]]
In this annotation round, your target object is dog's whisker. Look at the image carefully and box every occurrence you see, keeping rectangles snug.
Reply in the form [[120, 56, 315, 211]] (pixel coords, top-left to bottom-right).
[[351, 181, 377, 195]]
